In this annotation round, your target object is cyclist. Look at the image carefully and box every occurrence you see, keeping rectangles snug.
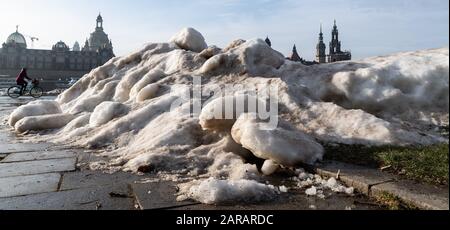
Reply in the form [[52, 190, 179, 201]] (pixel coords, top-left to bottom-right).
[[16, 68, 31, 95]]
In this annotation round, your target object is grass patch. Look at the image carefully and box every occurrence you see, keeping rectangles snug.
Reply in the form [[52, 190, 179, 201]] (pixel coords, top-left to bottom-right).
[[324, 143, 449, 185], [373, 192, 418, 210]]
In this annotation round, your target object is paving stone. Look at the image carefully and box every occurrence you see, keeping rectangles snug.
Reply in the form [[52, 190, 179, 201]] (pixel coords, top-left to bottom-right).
[[0, 143, 53, 154], [371, 180, 449, 210], [132, 181, 199, 210], [60, 171, 142, 191], [0, 158, 76, 178], [2, 150, 75, 163], [0, 132, 15, 143], [316, 161, 395, 195], [0, 173, 61, 198], [0, 184, 135, 210]]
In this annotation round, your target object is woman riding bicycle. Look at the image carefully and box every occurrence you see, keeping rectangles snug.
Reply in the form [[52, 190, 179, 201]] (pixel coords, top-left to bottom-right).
[[16, 68, 31, 95]]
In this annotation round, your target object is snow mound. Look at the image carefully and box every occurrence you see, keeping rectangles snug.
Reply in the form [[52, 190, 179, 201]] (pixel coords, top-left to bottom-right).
[[8, 100, 62, 127], [170, 27, 207, 53], [89, 102, 129, 127], [200, 39, 285, 76], [15, 113, 75, 133], [7, 27, 448, 205], [178, 178, 277, 205]]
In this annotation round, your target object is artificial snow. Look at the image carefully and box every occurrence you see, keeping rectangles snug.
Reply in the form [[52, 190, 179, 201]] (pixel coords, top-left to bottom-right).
[[6, 27, 448, 205]]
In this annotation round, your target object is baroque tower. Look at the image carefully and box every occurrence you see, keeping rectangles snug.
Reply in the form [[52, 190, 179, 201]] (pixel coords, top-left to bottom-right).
[[315, 24, 326, 63], [329, 20, 341, 55], [327, 20, 351, 63]]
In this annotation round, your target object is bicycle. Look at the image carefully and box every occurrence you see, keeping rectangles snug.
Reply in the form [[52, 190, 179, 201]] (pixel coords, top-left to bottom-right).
[[7, 79, 44, 99]]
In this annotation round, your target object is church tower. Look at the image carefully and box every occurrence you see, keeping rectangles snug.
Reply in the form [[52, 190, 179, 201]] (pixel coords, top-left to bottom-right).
[[327, 20, 351, 63], [290, 45, 302, 62], [96, 14, 103, 30], [315, 24, 326, 63], [329, 20, 341, 54]]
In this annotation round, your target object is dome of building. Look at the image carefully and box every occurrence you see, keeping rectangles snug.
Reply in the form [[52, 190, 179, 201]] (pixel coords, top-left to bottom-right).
[[6, 28, 27, 48], [87, 14, 113, 52], [52, 41, 69, 51]]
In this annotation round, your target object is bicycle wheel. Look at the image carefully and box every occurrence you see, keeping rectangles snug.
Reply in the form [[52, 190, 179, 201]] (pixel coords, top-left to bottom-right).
[[30, 87, 43, 98], [7, 86, 22, 98]]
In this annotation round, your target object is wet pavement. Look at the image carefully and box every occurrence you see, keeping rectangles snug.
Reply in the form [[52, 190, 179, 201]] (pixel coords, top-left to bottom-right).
[[0, 96, 383, 210]]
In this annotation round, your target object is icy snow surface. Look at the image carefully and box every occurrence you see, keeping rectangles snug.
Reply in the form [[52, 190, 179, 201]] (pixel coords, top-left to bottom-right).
[[6, 28, 448, 204]]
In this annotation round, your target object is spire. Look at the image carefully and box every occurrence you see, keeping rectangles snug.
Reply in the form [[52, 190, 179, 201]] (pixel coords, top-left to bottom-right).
[[319, 24, 324, 41], [97, 13, 103, 22], [96, 13, 103, 29], [265, 36, 272, 47], [16, 25, 19, 33], [316, 24, 327, 64], [290, 44, 301, 62]]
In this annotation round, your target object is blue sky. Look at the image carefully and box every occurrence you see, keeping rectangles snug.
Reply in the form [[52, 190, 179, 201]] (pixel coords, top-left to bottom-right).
[[0, 0, 448, 60]]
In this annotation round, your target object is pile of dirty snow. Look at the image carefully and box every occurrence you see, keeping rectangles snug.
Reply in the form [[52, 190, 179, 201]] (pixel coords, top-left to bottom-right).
[[5, 27, 448, 205]]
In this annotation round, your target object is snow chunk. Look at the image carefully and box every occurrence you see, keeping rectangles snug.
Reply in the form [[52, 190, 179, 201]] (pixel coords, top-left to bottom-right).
[[170, 27, 207, 53], [232, 39, 285, 76], [179, 178, 277, 205], [137, 83, 160, 102], [200, 39, 285, 76], [9, 100, 62, 127], [231, 113, 324, 165], [15, 113, 75, 133], [199, 94, 266, 131], [129, 69, 165, 99], [261, 160, 280, 176], [199, 45, 222, 59], [279, 186, 289, 193], [305, 186, 318, 196], [89, 102, 129, 127]]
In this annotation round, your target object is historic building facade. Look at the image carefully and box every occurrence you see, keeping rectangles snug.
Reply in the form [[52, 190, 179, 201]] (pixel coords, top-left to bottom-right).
[[0, 14, 114, 89], [317, 20, 351, 63], [267, 20, 351, 65]]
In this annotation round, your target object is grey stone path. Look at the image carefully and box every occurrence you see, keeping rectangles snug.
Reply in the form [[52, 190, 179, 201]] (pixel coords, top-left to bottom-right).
[[315, 161, 449, 210]]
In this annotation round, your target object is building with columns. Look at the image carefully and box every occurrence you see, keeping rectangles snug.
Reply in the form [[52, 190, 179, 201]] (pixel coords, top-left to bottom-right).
[[0, 14, 115, 90]]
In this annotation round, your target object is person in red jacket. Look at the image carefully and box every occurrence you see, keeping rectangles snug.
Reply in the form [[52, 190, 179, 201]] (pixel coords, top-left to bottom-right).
[[16, 68, 31, 95]]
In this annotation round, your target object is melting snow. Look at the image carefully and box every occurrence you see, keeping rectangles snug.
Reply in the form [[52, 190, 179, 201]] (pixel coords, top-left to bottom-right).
[[6, 28, 448, 205]]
